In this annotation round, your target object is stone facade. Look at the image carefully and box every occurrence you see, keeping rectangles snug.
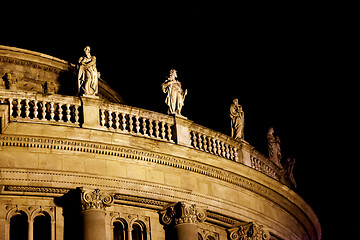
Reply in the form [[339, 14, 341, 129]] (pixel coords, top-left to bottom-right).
[[0, 45, 321, 240]]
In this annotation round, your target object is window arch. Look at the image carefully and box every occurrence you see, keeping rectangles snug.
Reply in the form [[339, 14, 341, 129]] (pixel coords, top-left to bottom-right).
[[131, 221, 146, 240], [113, 219, 128, 240], [10, 211, 28, 240], [33, 212, 51, 240]]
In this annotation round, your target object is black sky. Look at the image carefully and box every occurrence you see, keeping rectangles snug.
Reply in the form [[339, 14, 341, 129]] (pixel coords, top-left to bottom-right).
[[1, 2, 359, 239]]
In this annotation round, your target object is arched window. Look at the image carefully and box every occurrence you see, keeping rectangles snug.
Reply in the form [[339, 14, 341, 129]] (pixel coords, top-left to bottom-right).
[[113, 219, 128, 240], [10, 211, 28, 240], [131, 221, 146, 240], [33, 212, 51, 240]]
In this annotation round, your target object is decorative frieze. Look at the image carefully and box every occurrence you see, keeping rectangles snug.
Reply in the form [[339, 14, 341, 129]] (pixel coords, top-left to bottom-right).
[[228, 222, 270, 240], [80, 188, 114, 211], [160, 202, 207, 226]]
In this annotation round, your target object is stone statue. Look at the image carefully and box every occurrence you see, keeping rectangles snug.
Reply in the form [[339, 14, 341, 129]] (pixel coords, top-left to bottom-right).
[[230, 98, 244, 140], [78, 46, 98, 97], [267, 127, 282, 168], [161, 69, 187, 115]]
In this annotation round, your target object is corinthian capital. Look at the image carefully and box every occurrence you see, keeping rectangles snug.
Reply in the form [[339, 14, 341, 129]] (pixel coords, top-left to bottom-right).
[[160, 201, 206, 226], [228, 221, 270, 240], [80, 188, 114, 211]]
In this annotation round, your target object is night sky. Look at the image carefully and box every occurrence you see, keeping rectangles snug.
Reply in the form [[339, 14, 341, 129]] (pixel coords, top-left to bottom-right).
[[2, 2, 359, 239]]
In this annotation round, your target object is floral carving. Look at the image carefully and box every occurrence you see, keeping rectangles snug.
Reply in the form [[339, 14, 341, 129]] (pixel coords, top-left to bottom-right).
[[228, 222, 270, 240], [160, 202, 206, 226], [80, 188, 114, 211]]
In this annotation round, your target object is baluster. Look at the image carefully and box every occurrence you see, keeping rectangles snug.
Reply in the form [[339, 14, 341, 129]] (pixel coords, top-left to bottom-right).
[[115, 111, 120, 130], [154, 120, 160, 138], [212, 138, 217, 155], [17, 99, 22, 118], [221, 142, 226, 158], [192, 132, 198, 149], [225, 143, 230, 159], [129, 115, 134, 133], [121, 113, 127, 131], [234, 147, 239, 162], [198, 133, 203, 150], [160, 122, 166, 139], [42, 101, 47, 120], [8, 98, 13, 117], [100, 109, 105, 127], [33, 100, 38, 119], [74, 105, 79, 124], [149, 119, 154, 137], [207, 136, 212, 153], [142, 117, 148, 136], [135, 116, 140, 134], [58, 103, 63, 122], [25, 99, 30, 118], [66, 104, 71, 122], [203, 135, 208, 152], [216, 140, 221, 156], [108, 110, 113, 129], [49, 102, 55, 121], [167, 123, 172, 141]]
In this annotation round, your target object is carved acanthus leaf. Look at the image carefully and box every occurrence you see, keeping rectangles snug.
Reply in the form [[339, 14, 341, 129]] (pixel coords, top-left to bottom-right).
[[160, 202, 206, 226], [80, 188, 114, 211], [228, 222, 270, 240]]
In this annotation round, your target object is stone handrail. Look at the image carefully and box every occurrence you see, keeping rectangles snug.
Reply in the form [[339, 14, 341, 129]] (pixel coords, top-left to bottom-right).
[[0, 90, 284, 183], [100, 102, 175, 143], [189, 122, 239, 162], [0, 90, 81, 126]]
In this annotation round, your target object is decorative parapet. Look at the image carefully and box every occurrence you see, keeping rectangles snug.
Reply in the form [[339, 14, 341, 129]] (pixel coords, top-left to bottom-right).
[[228, 221, 270, 240], [189, 123, 239, 162], [0, 89, 287, 184], [100, 101, 175, 143], [160, 202, 207, 226], [79, 188, 114, 211]]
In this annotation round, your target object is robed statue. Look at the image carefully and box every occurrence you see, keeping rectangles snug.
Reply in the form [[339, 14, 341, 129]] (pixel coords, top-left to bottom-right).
[[267, 127, 282, 168], [161, 69, 187, 115], [230, 98, 244, 140], [78, 46, 98, 96]]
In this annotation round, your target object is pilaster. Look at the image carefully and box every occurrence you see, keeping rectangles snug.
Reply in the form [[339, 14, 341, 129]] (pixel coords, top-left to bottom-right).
[[172, 115, 193, 147], [80, 96, 100, 129]]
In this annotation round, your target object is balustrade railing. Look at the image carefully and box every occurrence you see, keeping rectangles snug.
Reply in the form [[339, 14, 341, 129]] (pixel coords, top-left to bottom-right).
[[100, 103, 175, 143], [0, 91, 81, 126], [0, 90, 283, 182], [189, 123, 239, 162]]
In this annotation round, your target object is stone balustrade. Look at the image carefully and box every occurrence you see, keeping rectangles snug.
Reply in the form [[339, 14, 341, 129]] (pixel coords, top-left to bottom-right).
[[0, 90, 81, 126], [100, 102, 175, 143], [0, 90, 284, 183]]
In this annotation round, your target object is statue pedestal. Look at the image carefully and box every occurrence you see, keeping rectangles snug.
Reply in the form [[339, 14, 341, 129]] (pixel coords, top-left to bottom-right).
[[80, 96, 100, 129], [172, 114, 193, 147]]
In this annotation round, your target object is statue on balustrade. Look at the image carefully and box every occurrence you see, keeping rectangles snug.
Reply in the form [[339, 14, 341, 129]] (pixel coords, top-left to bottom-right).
[[267, 127, 282, 168], [161, 69, 187, 115], [230, 98, 244, 140], [77, 46, 98, 97]]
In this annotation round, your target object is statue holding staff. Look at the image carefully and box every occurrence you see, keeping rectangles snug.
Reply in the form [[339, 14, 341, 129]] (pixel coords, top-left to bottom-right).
[[161, 69, 187, 115]]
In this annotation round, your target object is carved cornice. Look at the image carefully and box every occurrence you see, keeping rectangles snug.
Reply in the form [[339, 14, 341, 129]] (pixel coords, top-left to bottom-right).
[[80, 188, 114, 211], [160, 202, 207, 226], [0, 56, 70, 74], [228, 222, 270, 240]]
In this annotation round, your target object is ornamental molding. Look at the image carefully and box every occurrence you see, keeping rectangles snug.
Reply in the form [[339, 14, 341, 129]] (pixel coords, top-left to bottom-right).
[[160, 202, 207, 226], [79, 188, 114, 211], [0, 56, 70, 74], [228, 222, 270, 240]]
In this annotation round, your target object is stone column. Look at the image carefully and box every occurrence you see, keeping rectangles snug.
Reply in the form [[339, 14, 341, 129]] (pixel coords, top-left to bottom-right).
[[160, 202, 206, 240], [228, 221, 270, 240], [80, 188, 114, 240]]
